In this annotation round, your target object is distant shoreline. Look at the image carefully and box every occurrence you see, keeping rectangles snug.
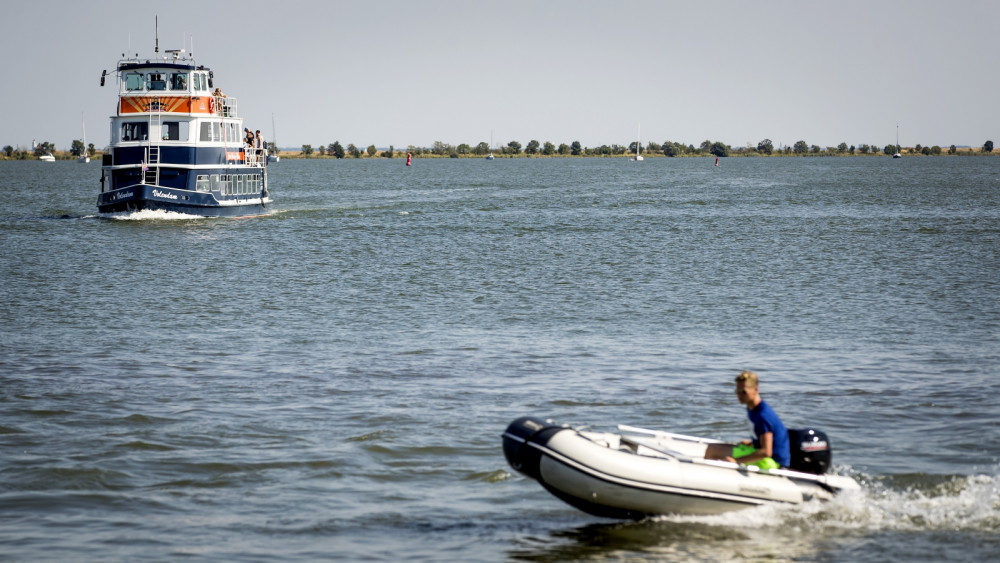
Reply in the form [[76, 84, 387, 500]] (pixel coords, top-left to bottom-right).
[[2, 146, 994, 161], [277, 147, 994, 160]]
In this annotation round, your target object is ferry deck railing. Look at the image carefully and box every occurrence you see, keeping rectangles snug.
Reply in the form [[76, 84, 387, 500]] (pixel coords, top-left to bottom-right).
[[130, 94, 264, 187], [212, 96, 237, 118], [212, 95, 268, 167]]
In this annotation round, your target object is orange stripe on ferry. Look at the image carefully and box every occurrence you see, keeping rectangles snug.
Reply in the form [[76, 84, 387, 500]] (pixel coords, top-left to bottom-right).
[[119, 96, 212, 114]]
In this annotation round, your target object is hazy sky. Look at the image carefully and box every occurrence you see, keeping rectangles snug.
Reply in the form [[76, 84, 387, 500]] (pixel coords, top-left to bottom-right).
[[3, 0, 997, 151]]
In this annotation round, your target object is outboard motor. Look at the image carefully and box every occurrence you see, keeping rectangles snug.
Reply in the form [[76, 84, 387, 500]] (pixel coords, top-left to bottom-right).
[[787, 428, 832, 474]]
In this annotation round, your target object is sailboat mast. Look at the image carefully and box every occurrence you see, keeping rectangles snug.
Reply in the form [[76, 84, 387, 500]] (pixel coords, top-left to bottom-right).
[[892, 123, 902, 158]]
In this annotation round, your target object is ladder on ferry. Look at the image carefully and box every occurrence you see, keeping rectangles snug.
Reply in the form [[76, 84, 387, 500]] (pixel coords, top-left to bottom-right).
[[145, 98, 162, 185]]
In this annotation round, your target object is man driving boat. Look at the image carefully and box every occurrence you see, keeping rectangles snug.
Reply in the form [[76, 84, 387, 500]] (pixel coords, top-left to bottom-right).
[[705, 370, 790, 470]]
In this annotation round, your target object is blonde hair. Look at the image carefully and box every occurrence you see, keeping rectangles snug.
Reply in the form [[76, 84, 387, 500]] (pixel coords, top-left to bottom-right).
[[735, 370, 759, 388]]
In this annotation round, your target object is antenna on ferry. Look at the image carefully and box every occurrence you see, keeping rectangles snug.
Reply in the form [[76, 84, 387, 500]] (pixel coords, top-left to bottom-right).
[[155, 15, 159, 54]]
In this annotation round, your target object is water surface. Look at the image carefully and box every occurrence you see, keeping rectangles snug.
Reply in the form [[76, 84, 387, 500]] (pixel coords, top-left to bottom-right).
[[1, 156, 998, 561]]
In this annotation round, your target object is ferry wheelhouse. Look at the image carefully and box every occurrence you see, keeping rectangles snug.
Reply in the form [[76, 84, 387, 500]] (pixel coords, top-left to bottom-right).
[[97, 46, 271, 216]]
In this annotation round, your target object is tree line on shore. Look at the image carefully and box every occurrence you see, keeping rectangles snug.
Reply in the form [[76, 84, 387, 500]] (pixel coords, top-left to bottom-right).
[[2, 140, 97, 160], [3, 138, 995, 160], [297, 139, 996, 158]]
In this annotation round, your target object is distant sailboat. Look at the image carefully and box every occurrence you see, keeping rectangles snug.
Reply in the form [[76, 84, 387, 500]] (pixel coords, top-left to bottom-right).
[[78, 115, 90, 163], [631, 125, 643, 161], [893, 123, 902, 159], [267, 113, 280, 163], [486, 130, 495, 160]]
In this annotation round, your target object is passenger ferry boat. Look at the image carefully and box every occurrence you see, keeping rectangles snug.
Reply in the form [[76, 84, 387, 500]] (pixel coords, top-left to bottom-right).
[[97, 39, 272, 216]]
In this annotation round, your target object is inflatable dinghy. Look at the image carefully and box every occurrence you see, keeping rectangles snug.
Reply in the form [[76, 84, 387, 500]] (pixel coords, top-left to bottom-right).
[[502, 416, 859, 519]]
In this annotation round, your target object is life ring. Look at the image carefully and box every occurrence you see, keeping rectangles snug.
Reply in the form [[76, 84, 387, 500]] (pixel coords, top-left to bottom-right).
[[208, 97, 216, 114]]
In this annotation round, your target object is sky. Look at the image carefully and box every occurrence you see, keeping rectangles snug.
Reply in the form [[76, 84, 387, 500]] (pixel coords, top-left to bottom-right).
[[2, 0, 997, 152]]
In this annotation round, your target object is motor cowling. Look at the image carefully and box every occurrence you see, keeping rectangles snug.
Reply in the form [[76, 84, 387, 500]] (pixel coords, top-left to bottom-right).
[[787, 428, 832, 474]]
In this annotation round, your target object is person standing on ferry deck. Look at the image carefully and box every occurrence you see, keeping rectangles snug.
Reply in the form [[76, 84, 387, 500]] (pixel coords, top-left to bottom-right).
[[704, 370, 791, 470]]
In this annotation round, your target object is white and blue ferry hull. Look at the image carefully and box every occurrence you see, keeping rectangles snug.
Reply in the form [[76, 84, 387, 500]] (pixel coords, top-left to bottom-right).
[[97, 182, 270, 217]]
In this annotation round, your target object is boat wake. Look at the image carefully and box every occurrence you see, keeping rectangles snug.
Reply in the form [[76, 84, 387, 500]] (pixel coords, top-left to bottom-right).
[[101, 209, 228, 221], [652, 469, 1000, 534], [506, 470, 1000, 563]]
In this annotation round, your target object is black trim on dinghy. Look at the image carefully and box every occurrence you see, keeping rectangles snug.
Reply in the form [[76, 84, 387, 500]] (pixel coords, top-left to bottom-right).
[[536, 441, 765, 519], [502, 416, 563, 481], [502, 417, 771, 519]]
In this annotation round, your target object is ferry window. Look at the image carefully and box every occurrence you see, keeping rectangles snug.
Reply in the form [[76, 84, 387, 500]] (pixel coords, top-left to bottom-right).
[[121, 122, 148, 142], [196, 73, 207, 91], [196, 175, 210, 192], [148, 72, 167, 91], [199, 121, 220, 142], [170, 72, 188, 91], [125, 72, 145, 91], [162, 121, 186, 141]]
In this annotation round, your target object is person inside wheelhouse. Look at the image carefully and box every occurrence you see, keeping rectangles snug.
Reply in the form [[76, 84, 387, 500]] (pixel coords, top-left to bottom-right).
[[122, 70, 208, 93]]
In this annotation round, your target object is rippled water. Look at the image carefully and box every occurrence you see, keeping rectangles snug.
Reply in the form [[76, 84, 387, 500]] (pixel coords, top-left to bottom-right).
[[1, 156, 998, 561]]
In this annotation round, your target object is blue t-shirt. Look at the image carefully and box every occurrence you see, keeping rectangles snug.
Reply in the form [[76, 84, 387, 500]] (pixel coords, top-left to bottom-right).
[[747, 399, 790, 467]]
